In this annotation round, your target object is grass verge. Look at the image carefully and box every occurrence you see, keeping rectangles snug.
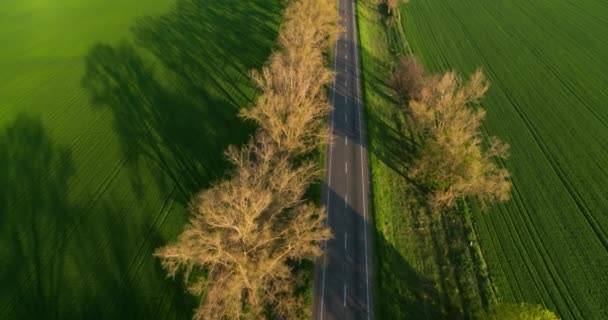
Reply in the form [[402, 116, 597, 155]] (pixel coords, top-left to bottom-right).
[[356, 0, 492, 318]]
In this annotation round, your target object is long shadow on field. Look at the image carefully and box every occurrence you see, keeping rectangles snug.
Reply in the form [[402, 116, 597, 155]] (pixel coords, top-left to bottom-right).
[[2, 0, 281, 318], [374, 228, 449, 319], [0, 114, 194, 319], [357, 45, 420, 187], [66, 199, 195, 319], [366, 110, 416, 178], [0, 114, 74, 319], [82, 0, 282, 202]]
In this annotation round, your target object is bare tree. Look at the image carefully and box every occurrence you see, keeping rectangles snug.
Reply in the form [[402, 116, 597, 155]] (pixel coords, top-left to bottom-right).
[[391, 56, 426, 102], [280, 0, 338, 52], [241, 0, 339, 156], [394, 59, 511, 208], [155, 134, 331, 319], [242, 51, 332, 155]]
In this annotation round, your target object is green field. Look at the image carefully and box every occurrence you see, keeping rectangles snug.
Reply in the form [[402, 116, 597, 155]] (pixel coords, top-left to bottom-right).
[[0, 0, 282, 318], [359, 0, 608, 319]]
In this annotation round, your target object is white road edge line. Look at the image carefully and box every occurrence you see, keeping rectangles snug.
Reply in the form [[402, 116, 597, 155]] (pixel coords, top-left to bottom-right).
[[352, 1, 371, 320], [318, 8, 340, 316]]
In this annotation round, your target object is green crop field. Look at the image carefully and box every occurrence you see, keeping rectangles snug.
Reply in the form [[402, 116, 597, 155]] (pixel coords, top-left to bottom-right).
[[359, 0, 608, 319], [0, 0, 282, 318]]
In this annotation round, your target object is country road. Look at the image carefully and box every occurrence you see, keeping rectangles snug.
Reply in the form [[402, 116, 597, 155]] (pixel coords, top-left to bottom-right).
[[313, 0, 374, 319]]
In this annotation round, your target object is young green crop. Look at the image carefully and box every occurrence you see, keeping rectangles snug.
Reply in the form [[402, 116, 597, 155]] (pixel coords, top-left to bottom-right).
[[0, 0, 282, 318]]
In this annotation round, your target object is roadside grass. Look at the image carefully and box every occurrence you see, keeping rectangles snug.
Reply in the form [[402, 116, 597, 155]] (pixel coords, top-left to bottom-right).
[[0, 0, 282, 318], [399, 0, 608, 319], [356, 1, 491, 319]]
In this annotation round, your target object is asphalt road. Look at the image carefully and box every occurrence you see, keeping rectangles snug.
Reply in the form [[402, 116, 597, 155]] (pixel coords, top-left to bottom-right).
[[313, 0, 374, 319]]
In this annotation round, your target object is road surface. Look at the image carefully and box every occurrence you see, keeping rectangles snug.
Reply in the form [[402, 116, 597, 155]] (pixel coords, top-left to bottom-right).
[[313, 0, 374, 319]]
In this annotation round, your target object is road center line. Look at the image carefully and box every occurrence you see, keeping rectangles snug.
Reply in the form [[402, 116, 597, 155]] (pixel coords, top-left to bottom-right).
[[343, 285, 347, 307], [345, 161, 348, 174], [345, 194, 348, 208], [345, 136, 348, 146]]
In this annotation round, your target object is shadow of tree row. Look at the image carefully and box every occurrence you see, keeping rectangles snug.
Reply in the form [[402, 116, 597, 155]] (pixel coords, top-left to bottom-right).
[[0, 115, 75, 319], [0, 114, 194, 319], [82, 0, 282, 202], [2, 0, 283, 318]]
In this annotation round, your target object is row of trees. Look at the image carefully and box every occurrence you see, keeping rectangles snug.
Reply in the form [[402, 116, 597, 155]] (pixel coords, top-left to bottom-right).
[[242, 0, 337, 156], [153, 0, 338, 319], [392, 56, 512, 208]]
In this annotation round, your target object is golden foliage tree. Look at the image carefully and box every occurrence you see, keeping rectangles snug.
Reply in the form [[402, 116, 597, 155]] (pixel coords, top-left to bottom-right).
[[394, 57, 511, 208], [242, 51, 332, 155], [241, 0, 338, 156], [155, 135, 331, 319]]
